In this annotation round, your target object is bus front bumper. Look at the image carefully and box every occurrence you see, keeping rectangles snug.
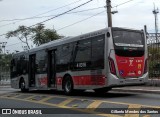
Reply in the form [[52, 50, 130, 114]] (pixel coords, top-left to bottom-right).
[[107, 72, 149, 87]]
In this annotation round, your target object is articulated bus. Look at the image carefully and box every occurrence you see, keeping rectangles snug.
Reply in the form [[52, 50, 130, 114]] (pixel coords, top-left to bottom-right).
[[10, 27, 148, 95]]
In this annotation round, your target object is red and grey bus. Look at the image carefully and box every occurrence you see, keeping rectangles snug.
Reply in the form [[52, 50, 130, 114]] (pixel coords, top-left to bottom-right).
[[10, 27, 148, 95]]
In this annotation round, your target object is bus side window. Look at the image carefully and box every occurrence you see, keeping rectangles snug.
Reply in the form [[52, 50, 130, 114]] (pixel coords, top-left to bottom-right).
[[56, 43, 73, 72], [11, 58, 17, 78], [74, 39, 91, 70], [36, 51, 47, 74], [91, 35, 105, 69], [20, 55, 28, 74], [10, 59, 15, 78]]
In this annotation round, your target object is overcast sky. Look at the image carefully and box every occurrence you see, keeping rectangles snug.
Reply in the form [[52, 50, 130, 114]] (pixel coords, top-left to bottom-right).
[[0, 0, 159, 53]]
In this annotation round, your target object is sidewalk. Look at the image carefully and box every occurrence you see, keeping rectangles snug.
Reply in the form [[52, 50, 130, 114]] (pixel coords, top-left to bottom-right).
[[112, 79, 160, 94], [112, 86, 160, 94]]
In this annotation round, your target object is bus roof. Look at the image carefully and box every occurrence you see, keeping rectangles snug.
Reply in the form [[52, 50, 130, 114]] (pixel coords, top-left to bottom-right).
[[13, 27, 142, 56], [15, 28, 108, 55]]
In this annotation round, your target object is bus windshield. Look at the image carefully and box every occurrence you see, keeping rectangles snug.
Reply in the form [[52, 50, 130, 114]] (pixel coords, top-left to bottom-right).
[[112, 28, 145, 57]]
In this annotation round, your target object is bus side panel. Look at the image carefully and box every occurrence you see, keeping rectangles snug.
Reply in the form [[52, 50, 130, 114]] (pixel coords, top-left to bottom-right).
[[56, 70, 106, 90], [35, 74, 48, 89], [11, 77, 20, 89], [11, 75, 29, 89]]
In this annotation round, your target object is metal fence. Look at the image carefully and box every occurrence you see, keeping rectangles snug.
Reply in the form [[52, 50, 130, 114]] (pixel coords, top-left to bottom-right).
[[147, 33, 160, 80]]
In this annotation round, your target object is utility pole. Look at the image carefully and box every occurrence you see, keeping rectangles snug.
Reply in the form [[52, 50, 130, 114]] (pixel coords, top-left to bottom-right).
[[153, 4, 159, 43], [144, 25, 147, 34], [106, 0, 112, 27]]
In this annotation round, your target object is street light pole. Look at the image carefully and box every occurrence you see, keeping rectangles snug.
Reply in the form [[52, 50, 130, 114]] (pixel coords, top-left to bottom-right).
[[1, 42, 7, 54], [153, 4, 159, 43]]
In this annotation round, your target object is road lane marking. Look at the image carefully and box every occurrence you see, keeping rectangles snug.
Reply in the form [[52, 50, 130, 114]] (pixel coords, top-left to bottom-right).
[[1, 92, 160, 117], [99, 100, 160, 109], [57, 98, 74, 106], [25, 95, 37, 100], [124, 104, 141, 117], [2, 93, 20, 98], [2, 92, 160, 109], [8, 93, 20, 98], [0, 96, 123, 117], [27, 93, 160, 109], [39, 96, 53, 102], [86, 100, 102, 111], [1, 92, 160, 109]]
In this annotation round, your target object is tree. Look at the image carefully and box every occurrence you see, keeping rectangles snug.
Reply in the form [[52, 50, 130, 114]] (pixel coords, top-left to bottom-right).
[[31, 24, 61, 46], [0, 54, 12, 81], [6, 26, 32, 49], [6, 24, 61, 48]]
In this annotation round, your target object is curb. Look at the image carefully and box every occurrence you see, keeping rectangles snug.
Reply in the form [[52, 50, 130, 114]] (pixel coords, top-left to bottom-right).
[[112, 88, 160, 94]]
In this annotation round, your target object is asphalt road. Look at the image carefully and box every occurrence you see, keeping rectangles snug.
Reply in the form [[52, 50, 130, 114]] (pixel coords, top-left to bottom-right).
[[0, 87, 160, 117], [1, 87, 160, 106]]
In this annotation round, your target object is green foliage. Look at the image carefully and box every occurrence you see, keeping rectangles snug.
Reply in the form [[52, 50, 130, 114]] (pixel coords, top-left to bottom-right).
[[0, 54, 12, 72], [6, 26, 32, 49], [32, 24, 61, 46], [6, 24, 62, 48], [148, 46, 160, 77]]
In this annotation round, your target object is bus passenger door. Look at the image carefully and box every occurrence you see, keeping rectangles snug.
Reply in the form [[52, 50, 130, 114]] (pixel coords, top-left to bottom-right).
[[48, 50, 56, 87], [29, 54, 36, 87]]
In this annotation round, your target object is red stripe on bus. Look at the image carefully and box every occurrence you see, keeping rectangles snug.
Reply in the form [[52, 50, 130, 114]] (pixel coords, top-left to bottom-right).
[[38, 77, 48, 86], [56, 75, 106, 86], [72, 75, 105, 85], [38, 75, 106, 86], [56, 77, 63, 85]]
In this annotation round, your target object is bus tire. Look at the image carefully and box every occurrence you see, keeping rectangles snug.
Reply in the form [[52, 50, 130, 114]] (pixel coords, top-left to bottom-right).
[[63, 76, 74, 95], [20, 79, 29, 92]]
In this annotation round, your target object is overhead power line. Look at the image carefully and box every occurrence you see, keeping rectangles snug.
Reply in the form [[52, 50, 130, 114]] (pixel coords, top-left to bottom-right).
[[0, 0, 93, 37], [57, 11, 105, 31], [6, 10, 105, 48], [0, 6, 104, 28], [112, 0, 134, 8], [0, 6, 104, 22], [0, 0, 134, 23], [0, 0, 83, 23], [0, 0, 93, 28], [29, 0, 93, 28], [0, 0, 135, 38], [0, 0, 134, 29], [0, 0, 85, 28]]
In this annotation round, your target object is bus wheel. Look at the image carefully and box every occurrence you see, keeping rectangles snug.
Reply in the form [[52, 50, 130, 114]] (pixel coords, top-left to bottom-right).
[[64, 76, 74, 95], [20, 79, 28, 92]]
